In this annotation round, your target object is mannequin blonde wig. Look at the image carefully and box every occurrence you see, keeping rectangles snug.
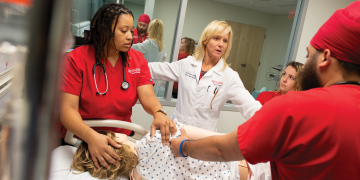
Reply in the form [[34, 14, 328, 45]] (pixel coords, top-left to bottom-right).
[[71, 130, 138, 179]]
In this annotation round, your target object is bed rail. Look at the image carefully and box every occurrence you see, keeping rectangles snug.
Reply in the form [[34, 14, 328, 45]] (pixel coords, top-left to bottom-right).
[[64, 120, 149, 147]]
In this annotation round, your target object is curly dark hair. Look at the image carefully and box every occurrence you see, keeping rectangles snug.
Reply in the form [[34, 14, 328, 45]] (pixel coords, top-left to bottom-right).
[[182, 37, 196, 56], [86, 3, 133, 69]]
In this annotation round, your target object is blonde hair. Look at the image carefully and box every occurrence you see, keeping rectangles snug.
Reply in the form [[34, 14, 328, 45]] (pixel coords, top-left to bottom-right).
[[71, 130, 138, 179], [148, 19, 164, 52], [194, 20, 233, 70], [182, 37, 196, 56]]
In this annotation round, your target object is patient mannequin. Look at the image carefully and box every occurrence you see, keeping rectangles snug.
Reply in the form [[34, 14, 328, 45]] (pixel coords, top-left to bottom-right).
[[71, 121, 249, 180]]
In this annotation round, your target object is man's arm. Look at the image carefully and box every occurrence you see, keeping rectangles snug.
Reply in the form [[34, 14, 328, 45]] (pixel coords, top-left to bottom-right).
[[183, 125, 225, 140], [170, 129, 244, 162]]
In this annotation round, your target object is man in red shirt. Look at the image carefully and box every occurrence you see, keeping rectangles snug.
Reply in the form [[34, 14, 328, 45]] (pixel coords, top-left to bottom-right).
[[132, 14, 150, 44], [170, 2, 360, 180]]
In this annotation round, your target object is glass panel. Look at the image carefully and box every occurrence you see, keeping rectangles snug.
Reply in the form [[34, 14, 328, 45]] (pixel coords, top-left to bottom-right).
[[132, 0, 181, 99], [0, 1, 31, 179], [0, 3, 30, 117], [178, 0, 300, 104]]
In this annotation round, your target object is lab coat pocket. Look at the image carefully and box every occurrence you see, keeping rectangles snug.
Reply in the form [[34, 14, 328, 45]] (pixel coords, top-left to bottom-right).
[[202, 88, 221, 110]]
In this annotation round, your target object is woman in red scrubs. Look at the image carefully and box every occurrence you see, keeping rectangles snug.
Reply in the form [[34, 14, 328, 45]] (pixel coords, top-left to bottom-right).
[[256, 61, 303, 105], [58, 3, 176, 170]]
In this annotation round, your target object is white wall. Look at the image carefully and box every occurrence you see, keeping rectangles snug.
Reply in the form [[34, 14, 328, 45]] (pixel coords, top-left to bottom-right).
[[124, 2, 145, 27], [295, 0, 356, 64]]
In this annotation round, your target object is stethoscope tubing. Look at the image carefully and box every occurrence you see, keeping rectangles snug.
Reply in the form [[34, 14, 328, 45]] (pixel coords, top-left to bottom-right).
[[93, 62, 109, 95], [94, 72, 108, 95]]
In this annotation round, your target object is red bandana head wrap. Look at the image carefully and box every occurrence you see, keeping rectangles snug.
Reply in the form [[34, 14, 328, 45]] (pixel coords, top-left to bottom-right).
[[310, 1, 360, 65], [138, 14, 150, 25]]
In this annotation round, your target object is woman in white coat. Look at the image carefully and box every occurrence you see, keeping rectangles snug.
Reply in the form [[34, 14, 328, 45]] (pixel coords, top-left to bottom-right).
[[131, 19, 166, 63], [149, 20, 270, 180], [148, 20, 262, 132]]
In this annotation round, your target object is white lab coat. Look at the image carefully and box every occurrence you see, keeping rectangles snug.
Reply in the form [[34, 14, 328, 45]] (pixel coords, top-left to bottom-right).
[[131, 39, 166, 63], [148, 56, 262, 132]]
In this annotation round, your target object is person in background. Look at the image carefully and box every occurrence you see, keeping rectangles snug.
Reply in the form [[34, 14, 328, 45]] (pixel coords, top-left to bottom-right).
[[172, 37, 196, 98], [58, 3, 176, 170], [131, 19, 166, 63], [179, 37, 196, 60], [132, 19, 166, 96], [170, 2, 360, 179], [132, 14, 150, 44], [256, 61, 303, 105]]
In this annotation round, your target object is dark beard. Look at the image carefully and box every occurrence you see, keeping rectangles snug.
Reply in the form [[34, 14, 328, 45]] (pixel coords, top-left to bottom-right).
[[137, 26, 147, 35], [298, 56, 322, 91]]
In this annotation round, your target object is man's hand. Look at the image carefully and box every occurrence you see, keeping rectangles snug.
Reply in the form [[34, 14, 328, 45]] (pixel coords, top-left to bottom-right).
[[150, 112, 177, 146], [170, 128, 189, 157]]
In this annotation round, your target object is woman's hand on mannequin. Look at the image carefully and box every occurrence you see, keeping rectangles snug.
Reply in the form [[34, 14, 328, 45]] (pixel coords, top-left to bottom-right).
[[83, 129, 121, 169], [137, 84, 177, 146], [151, 112, 177, 146]]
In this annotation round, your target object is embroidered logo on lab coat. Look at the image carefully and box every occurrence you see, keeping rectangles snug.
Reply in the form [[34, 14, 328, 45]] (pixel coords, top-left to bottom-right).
[[212, 80, 223, 86], [128, 68, 141, 74], [185, 72, 196, 79]]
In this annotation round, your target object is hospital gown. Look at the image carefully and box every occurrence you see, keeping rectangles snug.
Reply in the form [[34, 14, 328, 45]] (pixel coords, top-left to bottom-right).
[[135, 120, 240, 180]]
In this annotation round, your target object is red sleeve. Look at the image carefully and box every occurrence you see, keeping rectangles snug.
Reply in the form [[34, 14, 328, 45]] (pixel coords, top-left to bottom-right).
[[59, 53, 82, 96], [178, 53, 189, 60], [256, 91, 272, 105], [237, 93, 302, 164], [132, 28, 138, 44], [136, 53, 155, 87]]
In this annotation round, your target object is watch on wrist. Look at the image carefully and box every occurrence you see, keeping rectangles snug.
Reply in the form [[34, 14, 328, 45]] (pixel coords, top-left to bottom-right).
[[154, 109, 167, 116]]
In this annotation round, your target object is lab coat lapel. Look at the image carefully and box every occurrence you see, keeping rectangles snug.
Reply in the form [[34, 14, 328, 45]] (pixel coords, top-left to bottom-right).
[[191, 59, 203, 83], [202, 58, 224, 79], [212, 58, 224, 76]]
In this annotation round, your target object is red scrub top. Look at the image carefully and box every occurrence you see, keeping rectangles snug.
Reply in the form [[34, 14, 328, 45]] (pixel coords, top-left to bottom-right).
[[237, 85, 360, 180], [133, 28, 148, 44], [58, 45, 154, 138], [256, 91, 282, 105]]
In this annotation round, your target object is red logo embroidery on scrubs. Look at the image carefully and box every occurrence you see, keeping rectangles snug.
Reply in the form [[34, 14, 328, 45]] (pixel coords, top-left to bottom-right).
[[128, 68, 141, 74]]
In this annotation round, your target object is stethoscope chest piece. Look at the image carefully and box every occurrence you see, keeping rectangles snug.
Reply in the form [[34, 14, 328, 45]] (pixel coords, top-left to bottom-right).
[[121, 81, 129, 90]]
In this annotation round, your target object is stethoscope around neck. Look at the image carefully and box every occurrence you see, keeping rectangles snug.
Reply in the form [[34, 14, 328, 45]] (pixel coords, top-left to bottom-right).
[[93, 53, 129, 95]]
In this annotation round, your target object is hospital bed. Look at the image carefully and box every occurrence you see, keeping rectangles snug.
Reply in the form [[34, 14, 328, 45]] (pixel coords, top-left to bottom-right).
[[48, 120, 149, 180]]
